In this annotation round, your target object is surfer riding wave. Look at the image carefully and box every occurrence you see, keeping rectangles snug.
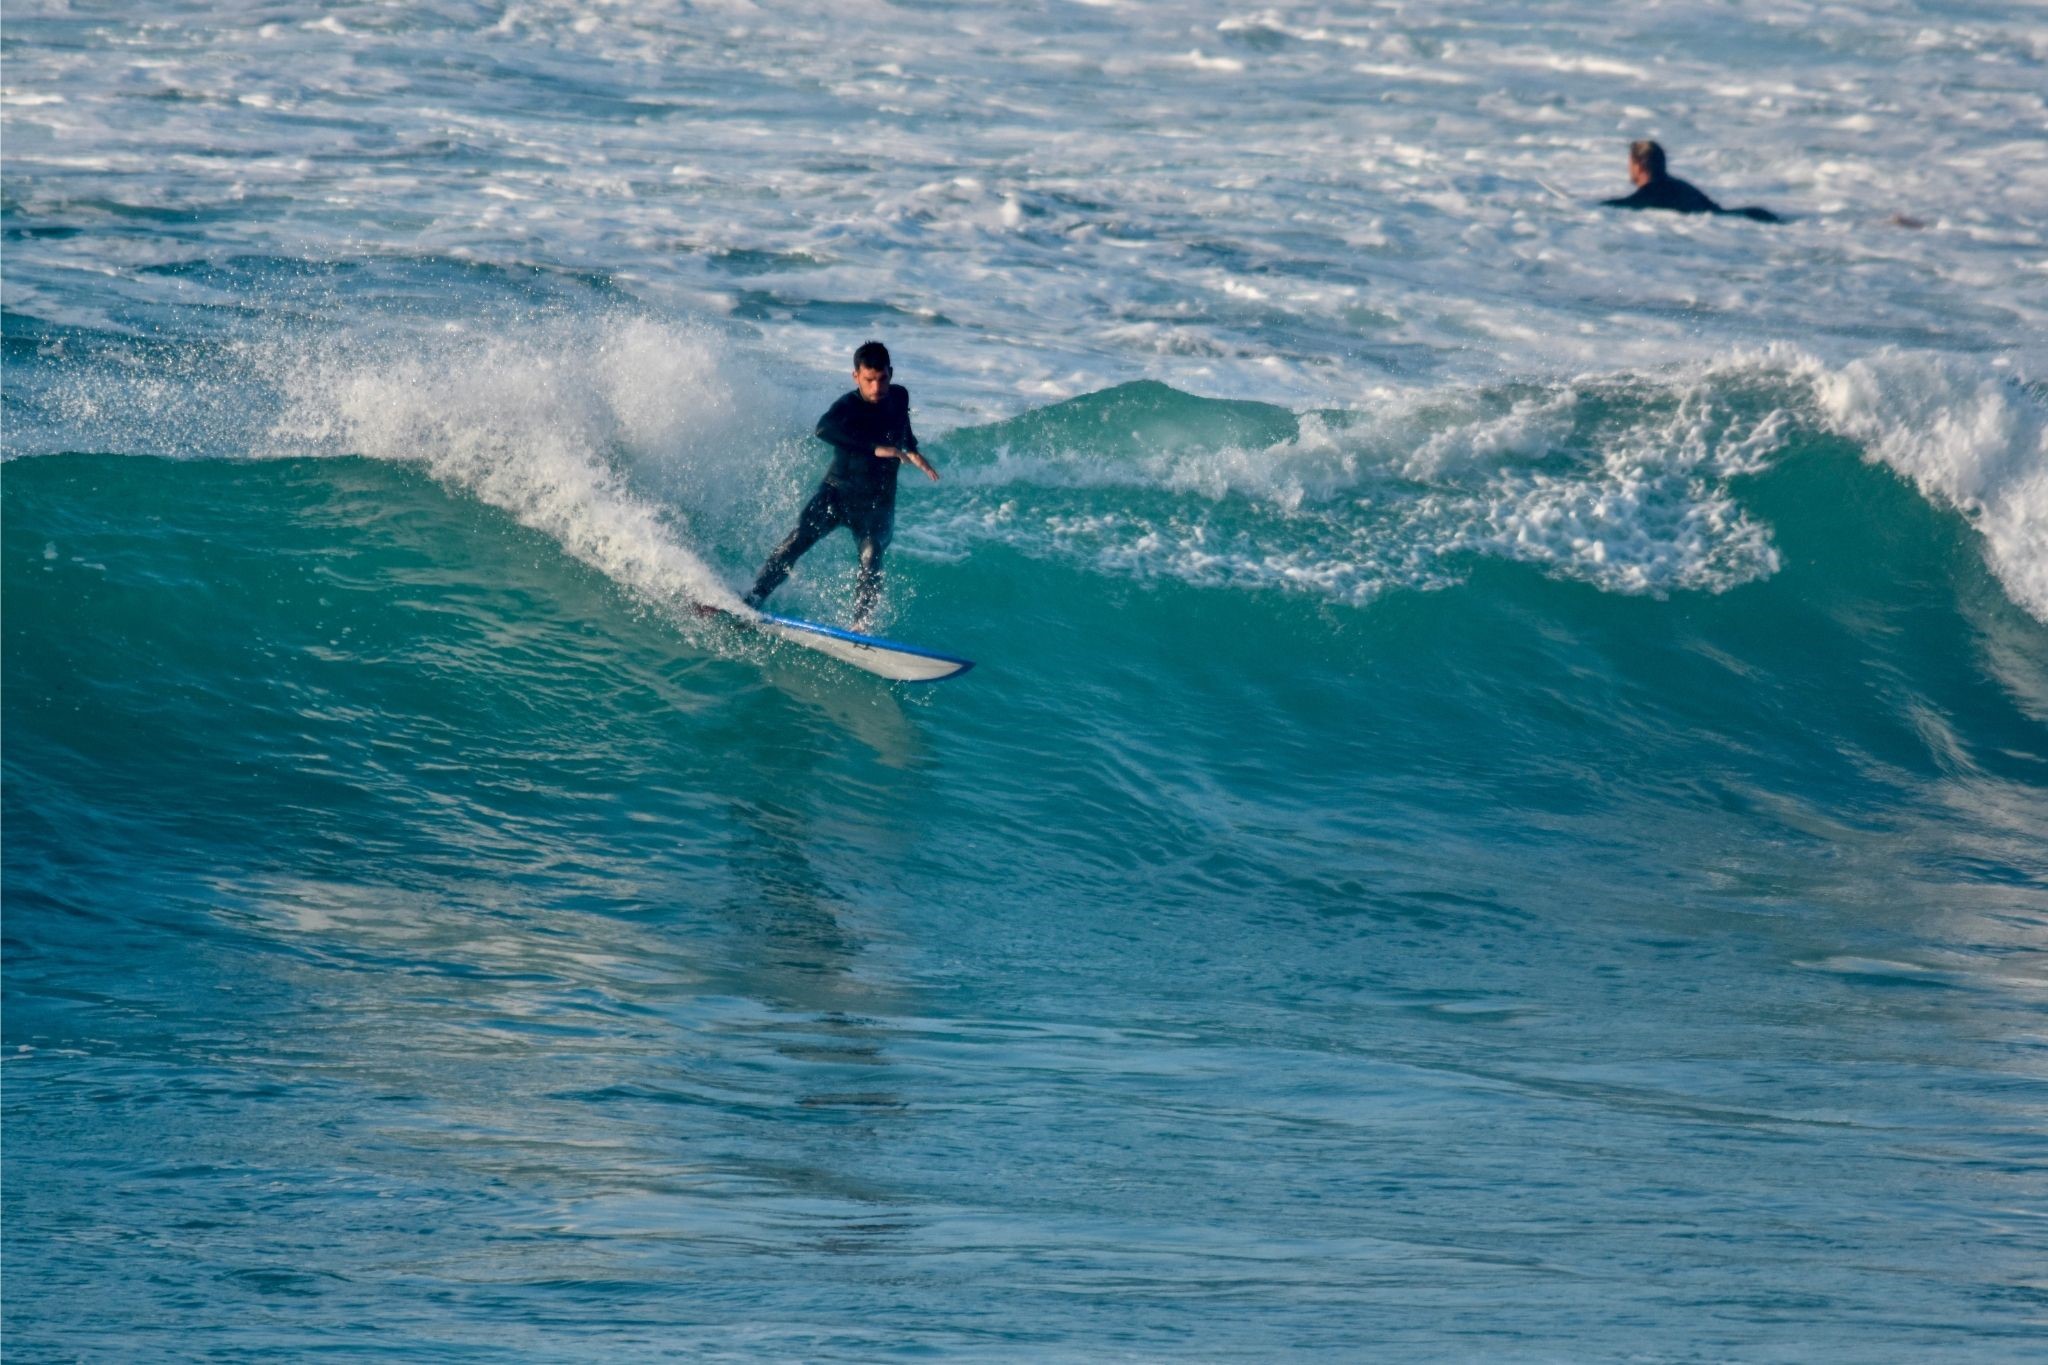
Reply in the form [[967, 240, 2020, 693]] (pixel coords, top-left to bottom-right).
[[744, 339, 940, 631]]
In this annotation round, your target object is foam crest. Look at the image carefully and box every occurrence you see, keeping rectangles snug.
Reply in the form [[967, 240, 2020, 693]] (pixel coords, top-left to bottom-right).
[[924, 370, 1793, 604], [267, 316, 792, 614], [1813, 352, 2048, 621]]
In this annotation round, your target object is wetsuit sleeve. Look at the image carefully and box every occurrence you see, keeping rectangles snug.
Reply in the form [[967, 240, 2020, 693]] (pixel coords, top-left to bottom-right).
[[896, 388, 919, 453], [1602, 177, 1723, 215], [1731, 205, 1783, 224], [1600, 187, 1653, 209], [814, 394, 869, 453]]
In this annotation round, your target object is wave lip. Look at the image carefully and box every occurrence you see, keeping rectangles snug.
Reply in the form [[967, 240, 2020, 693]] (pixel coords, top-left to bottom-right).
[[1814, 350, 2048, 621], [262, 315, 799, 618]]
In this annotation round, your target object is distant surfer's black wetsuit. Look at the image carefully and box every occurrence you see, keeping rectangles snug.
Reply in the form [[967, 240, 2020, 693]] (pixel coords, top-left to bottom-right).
[[1603, 173, 1782, 224], [746, 385, 919, 625]]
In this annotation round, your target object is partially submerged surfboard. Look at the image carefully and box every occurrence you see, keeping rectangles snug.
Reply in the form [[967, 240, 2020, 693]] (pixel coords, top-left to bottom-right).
[[701, 605, 974, 683]]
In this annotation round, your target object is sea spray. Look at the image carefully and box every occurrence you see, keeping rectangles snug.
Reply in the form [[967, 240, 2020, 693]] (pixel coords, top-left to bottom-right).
[[1813, 351, 2048, 621], [927, 363, 1799, 604]]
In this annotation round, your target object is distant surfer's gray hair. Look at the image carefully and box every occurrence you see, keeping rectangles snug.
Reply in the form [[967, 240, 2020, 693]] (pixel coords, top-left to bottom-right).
[[1628, 140, 1666, 177]]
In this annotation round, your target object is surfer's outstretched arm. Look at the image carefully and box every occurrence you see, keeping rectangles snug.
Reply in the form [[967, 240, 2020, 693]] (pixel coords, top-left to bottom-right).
[[878, 394, 938, 480], [882, 446, 939, 480]]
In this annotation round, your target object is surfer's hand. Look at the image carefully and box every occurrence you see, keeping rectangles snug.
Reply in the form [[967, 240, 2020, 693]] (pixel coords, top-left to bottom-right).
[[905, 450, 939, 481]]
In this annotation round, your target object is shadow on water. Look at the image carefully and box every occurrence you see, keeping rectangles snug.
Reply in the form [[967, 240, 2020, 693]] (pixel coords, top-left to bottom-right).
[[719, 796, 866, 1005], [744, 641, 924, 770]]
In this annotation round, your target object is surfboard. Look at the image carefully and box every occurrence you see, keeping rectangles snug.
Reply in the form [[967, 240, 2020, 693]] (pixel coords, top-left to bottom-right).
[[757, 612, 974, 683], [701, 606, 974, 683]]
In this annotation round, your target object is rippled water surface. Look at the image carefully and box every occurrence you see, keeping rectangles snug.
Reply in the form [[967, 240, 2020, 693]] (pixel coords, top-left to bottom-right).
[[6, 1, 2047, 1359]]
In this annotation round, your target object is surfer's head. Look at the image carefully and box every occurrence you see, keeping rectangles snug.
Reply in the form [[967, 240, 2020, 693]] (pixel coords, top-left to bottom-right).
[[852, 339, 893, 403], [1628, 140, 1666, 187]]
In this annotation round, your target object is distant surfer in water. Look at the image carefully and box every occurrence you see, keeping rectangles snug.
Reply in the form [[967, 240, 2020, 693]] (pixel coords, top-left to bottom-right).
[[1601, 140, 1783, 224], [744, 339, 939, 630]]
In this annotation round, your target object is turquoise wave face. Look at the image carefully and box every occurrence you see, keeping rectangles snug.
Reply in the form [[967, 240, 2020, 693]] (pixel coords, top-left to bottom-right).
[[8, 424, 2043, 864], [7, 384, 2047, 1356]]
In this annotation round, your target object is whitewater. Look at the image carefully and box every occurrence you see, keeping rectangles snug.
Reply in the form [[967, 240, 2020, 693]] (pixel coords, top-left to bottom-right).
[[5, 1, 2046, 1359]]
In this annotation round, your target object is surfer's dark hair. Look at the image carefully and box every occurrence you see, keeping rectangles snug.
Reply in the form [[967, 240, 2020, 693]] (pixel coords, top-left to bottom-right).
[[853, 340, 892, 373], [1629, 140, 1667, 178]]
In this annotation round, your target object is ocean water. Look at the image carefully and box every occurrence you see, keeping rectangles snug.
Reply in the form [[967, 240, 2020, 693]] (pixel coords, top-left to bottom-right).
[[5, 1, 2047, 1359]]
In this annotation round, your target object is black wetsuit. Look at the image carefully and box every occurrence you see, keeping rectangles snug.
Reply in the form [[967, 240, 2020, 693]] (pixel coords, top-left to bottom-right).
[[746, 385, 919, 624], [1603, 173, 1782, 224]]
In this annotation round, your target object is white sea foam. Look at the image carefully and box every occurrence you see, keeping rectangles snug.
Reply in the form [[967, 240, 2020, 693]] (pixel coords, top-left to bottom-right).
[[265, 316, 805, 615], [6, 0, 2042, 420], [923, 364, 1797, 604], [931, 349, 2046, 615], [1813, 351, 2048, 620]]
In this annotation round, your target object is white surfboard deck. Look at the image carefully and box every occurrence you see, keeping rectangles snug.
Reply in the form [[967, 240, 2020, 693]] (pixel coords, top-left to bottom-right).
[[713, 607, 973, 683]]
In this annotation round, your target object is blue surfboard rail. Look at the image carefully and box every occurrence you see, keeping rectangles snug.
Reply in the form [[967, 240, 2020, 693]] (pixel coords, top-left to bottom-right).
[[758, 613, 975, 670], [695, 602, 974, 682]]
